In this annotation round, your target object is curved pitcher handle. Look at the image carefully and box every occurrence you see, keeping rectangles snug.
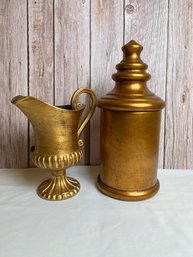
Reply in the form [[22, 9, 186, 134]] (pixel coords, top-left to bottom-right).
[[71, 87, 97, 138]]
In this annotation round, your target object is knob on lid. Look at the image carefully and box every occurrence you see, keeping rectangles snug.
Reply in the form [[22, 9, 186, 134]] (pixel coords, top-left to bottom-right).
[[112, 40, 151, 82], [98, 40, 165, 111]]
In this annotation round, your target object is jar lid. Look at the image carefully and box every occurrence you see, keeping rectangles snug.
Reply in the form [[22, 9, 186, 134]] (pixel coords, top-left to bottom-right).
[[98, 40, 165, 111]]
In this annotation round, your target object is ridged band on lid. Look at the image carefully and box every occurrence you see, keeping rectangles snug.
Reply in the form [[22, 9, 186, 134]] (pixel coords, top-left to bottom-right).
[[98, 40, 165, 111]]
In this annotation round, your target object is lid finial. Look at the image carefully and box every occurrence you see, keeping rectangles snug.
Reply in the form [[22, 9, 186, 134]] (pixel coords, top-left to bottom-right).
[[112, 40, 151, 82]]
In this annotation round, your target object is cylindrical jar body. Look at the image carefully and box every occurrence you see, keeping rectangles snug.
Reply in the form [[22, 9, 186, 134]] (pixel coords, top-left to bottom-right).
[[99, 109, 161, 195]]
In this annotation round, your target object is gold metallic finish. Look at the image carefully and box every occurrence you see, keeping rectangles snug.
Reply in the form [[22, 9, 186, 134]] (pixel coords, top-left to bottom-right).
[[37, 171, 80, 201], [71, 87, 97, 137], [97, 176, 160, 201], [32, 151, 83, 169], [12, 87, 96, 201], [97, 40, 165, 201]]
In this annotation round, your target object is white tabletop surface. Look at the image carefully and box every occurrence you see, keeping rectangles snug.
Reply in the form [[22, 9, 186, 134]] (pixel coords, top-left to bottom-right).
[[0, 166, 193, 257]]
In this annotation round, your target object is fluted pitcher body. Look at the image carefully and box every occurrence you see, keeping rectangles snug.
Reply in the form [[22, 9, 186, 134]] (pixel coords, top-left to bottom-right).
[[12, 87, 96, 201]]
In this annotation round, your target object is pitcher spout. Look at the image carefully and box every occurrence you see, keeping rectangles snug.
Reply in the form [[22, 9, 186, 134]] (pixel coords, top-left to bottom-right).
[[11, 94, 85, 153], [11, 95, 26, 104], [11, 95, 79, 127], [11, 95, 55, 125]]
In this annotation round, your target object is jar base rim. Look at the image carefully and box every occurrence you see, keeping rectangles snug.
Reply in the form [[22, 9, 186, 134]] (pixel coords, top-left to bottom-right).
[[96, 175, 160, 201]]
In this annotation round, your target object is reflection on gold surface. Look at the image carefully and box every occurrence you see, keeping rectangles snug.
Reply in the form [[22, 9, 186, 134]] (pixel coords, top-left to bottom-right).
[[12, 87, 96, 201], [97, 40, 165, 201]]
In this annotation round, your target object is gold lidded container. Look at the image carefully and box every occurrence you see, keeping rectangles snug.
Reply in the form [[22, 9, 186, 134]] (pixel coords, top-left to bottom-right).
[[97, 40, 165, 201]]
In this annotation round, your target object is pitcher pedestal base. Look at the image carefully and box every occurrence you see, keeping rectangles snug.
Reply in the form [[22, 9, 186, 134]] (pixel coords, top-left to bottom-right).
[[96, 175, 160, 201], [37, 175, 80, 201]]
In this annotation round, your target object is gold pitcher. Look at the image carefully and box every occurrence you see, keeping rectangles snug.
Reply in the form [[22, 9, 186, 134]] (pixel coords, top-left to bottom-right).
[[97, 40, 165, 201], [12, 87, 96, 201]]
